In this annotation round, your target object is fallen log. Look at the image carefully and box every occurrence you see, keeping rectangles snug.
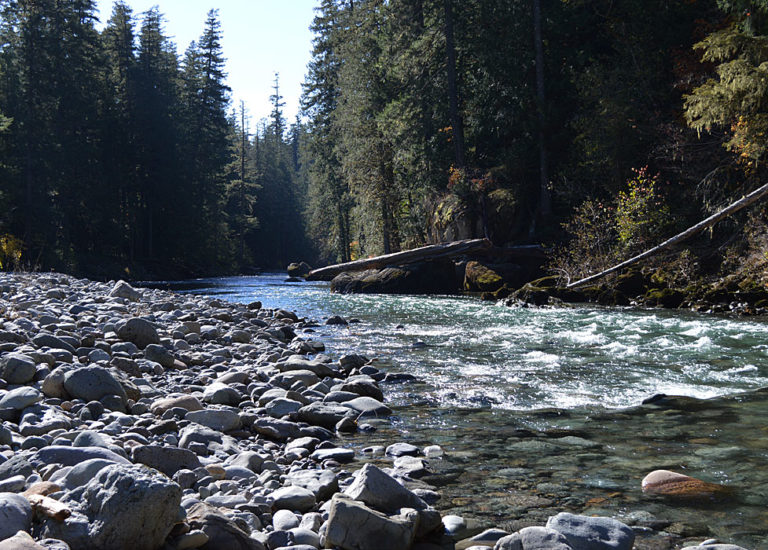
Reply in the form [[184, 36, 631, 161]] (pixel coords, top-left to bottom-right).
[[566, 181, 768, 289], [306, 238, 493, 281]]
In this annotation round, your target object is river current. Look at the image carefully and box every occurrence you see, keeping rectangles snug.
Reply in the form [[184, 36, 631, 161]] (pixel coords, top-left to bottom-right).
[[157, 273, 768, 549]]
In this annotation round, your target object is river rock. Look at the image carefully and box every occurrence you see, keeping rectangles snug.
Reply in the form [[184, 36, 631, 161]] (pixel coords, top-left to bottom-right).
[[116, 318, 160, 349], [641, 470, 734, 502], [31, 446, 130, 468], [339, 376, 384, 401], [265, 397, 303, 418], [41, 464, 181, 550], [132, 445, 201, 476], [186, 501, 266, 550], [186, 409, 242, 432], [343, 463, 427, 513], [54, 458, 116, 490], [32, 334, 76, 354], [0, 492, 33, 540], [341, 396, 392, 417], [0, 353, 37, 384], [143, 344, 176, 368], [202, 383, 241, 406], [680, 545, 750, 550], [151, 395, 204, 415], [0, 387, 42, 410], [324, 494, 418, 550], [298, 402, 354, 429], [0, 530, 46, 550], [19, 405, 71, 436], [284, 469, 339, 501], [546, 513, 634, 550], [272, 509, 300, 530], [225, 451, 265, 474], [0, 474, 23, 493], [494, 526, 574, 550], [109, 280, 141, 302], [310, 447, 355, 463], [287, 262, 312, 278], [464, 261, 504, 292], [62, 366, 127, 405], [270, 486, 316, 512]]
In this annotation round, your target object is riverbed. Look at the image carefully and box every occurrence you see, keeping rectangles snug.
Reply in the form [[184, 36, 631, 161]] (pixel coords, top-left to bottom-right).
[[153, 273, 768, 549]]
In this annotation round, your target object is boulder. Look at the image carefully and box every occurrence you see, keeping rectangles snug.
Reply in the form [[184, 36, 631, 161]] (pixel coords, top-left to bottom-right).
[[109, 280, 141, 302], [202, 383, 242, 406], [0, 353, 37, 384], [62, 367, 127, 405], [0, 493, 33, 540], [116, 318, 160, 349], [41, 464, 182, 550], [464, 261, 504, 292], [494, 526, 574, 550], [324, 494, 418, 550], [330, 260, 458, 295], [0, 387, 42, 410], [270, 486, 316, 512], [186, 502, 265, 550], [284, 469, 339, 501], [343, 463, 427, 513], [132, 445, 202, 476], [546, 513, 634, 550], [287, 262, 312, 278]]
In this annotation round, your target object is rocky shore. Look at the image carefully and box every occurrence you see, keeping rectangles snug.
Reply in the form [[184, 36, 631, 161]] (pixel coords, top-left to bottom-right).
[[0, 272, 751, 550]]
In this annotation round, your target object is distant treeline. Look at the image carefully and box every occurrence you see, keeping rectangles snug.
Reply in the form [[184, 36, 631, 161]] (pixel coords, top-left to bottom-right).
[[1, 0, 766, 280], [0, 0, 306, 278]]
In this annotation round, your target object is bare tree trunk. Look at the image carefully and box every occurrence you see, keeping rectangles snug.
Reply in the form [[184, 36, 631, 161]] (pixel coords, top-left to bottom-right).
[[566, 182, 768, 289], [444, 0, 465, 168], [533, 0, 552, 219]]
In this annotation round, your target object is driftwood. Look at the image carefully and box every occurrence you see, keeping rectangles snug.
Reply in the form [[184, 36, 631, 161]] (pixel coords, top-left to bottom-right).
[[27, 494, 72, 521], [306, 238, 493, 281], [567, 181, 768, 289]]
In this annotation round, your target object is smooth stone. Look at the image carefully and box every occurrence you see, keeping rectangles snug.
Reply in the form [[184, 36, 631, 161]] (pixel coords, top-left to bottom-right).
[[19, 406, 72, 436], [310, 447, 355, 463], [62, 367, 127, 404], [175, 530, 209, 550], [297, 402, 354, 430], [284, 469, 339, 501], [202, 383, 241, 406], [0, 353, 37, 384], [0, 474, 26, 492], [88, 349, 111, 363], [252, 418, 302, 441], [224, 451, 265, 474], [116, 318, 160, 349], [343, 463, 427, 513], [109, 280, 141, 301], [0, 492, 33, 540], [641, 470, 734, 502], [270, 486, 316, 512], [0, 530, 46, 550], [185, 502, 265, 550], [288, 527, 321, 547], [0, 387, 42, 410], [185, 409, 241, 432], [150, 395, 204, 415], [204, 494, 249, 509], [54, 458, 116, 490], [392, 455, 430, 478], [385, 442, 420, 457], [143, 344, 176, 369], [273, 509, 300, 530], [494, 526, 573, 550], [324, 494, 417, 550], [72, 431, 109, 448], [31, 446, 130, 468], [265, 398, 303, 418], [132, 445, 202, 476], [546, 513, 634, 550], [31, 334, 75, 354]]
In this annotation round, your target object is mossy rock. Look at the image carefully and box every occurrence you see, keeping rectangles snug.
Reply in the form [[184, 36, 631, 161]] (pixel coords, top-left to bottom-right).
[[643, 288, 685, 308], [615, 270, 648, 297], [464, 261, 504, 292]]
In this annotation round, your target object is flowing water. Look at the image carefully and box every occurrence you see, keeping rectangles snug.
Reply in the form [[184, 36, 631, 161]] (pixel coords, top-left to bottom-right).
[[156, 273, 768, 548]]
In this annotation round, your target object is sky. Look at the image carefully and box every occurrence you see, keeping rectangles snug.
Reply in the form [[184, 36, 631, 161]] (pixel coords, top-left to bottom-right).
[[94, 0, 318, 126]]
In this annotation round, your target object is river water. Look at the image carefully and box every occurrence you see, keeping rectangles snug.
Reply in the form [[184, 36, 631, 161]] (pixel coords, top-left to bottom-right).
[[158, 273, 768, 549]]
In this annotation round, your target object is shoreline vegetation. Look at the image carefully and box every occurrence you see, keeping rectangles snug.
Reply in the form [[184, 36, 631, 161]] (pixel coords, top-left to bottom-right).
[[0, 272, 760, 550]]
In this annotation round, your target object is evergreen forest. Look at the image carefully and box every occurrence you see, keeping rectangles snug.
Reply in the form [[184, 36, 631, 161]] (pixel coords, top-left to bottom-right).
[[1, 0, 767, 283]]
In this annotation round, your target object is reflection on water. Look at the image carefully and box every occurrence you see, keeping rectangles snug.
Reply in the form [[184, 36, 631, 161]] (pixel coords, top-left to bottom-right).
[[150, 274, 768, 548]]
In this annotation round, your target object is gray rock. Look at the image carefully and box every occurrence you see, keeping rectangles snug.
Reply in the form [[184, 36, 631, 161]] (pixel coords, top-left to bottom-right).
[[88, 349, 111, 363], [285, 469, 339, 501], [310, 447, 355, 463], [41, 371, 68, 399], [185, 409, 241, 432], [19, 405, 72, 436], [265, 398, 303, 418], [546, 513, 635, 550], [252, 418, 302, 441], [339, 376, 384, 401], [72, 430, 110, 448], [31, 446, 130, 468], [495, 527, 574, 550], [276, 357, 339, 378], [54, 458, 116, 490], [63, 367, 127, 404], [132, 445, 202, 476], [224, 451, 265, 474], [186, 502, 266, 550], [1, 353, 37, 384], [288, 527, 321, 548], [0, 530, 48, 550], [273, 509, 300, 530], [178, 424, 223, 451], [150, 395, 204, 415], [32, 334, 76, 354], [324, 494, 418, 550], [0, 387, 42, 410], [109, 280, 141, 302], [202, 383, 241, 406], [116, 318, 160, 349], [386, 442, 420, 457], [0, 455, 34, 482], [0, 492, 33, 540], [343, 463, 427, 513], [143, 344, 176, 368], [270, 486, 316, 512], [41, 464, 182, 550], [0, 474, 26, 492], [297, 402, 354, 430], [271, 370, 320, 389]]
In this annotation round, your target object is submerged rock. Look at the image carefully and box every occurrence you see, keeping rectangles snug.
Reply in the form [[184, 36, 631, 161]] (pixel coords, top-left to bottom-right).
[[641, 470, 734, 502]]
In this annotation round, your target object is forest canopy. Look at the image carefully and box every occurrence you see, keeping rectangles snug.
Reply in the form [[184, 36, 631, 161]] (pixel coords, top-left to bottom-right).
[[0, 0, 764, 280]]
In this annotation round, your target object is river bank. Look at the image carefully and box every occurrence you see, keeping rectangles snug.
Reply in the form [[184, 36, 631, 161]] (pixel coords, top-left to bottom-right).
[[0, 272, 760, 549]]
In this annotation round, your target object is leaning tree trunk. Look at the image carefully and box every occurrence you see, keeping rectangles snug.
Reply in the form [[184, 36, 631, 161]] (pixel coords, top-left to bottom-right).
[[566, 182, 768, 289]]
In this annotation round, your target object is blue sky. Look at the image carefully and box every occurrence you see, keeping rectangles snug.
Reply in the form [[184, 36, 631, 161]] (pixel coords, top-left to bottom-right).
[[94, 0, 317, 126]]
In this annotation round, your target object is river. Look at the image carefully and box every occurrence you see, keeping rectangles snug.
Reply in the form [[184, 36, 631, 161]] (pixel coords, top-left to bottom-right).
[[153, 273, 768, 549]]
